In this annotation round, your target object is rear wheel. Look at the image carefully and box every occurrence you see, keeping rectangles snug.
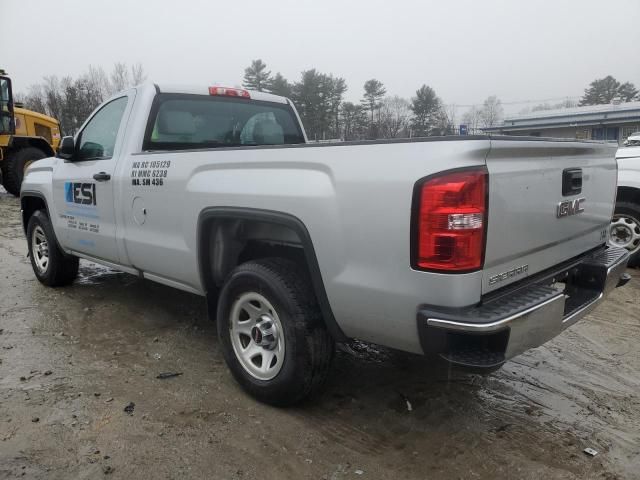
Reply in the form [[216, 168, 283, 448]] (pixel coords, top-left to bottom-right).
[[27, 210, 79, 286], [2, 147, 46, 196], [610, 201, 640, 267], [216, 258, 334, 406]]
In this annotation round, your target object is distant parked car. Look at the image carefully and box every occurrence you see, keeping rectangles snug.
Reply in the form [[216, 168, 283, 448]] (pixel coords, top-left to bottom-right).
[[623, 132, 640, 147], [611, 139, 640, 266]]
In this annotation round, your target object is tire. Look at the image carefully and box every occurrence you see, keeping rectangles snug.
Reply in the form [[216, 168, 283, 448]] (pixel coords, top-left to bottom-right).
[[27, 210, 79, 286], [216, 258, 334, 406], [610, 201, 640, 268], [2, 147, 46, 196]]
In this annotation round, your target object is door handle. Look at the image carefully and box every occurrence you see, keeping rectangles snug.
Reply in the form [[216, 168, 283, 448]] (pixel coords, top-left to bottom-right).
[[93, 172, 111, 182]]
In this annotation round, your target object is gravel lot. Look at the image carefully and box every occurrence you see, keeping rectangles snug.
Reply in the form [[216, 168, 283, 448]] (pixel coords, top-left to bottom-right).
[[1, 187, 639, 479]]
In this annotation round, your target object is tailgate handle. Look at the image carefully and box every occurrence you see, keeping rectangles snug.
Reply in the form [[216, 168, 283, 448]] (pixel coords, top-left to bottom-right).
[[562, 168, 582, 196]]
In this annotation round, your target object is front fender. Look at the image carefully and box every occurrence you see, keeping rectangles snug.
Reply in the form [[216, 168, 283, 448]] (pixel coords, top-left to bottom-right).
[[617, 156, 640, 190]]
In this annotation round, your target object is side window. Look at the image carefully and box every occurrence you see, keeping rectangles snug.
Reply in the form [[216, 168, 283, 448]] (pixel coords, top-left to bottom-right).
[[34, 123, 52, 143], [77, 96, 128, 161]]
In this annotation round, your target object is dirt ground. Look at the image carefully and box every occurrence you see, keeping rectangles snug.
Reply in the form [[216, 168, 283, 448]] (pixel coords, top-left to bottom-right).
[[0, 187, 639, 480]]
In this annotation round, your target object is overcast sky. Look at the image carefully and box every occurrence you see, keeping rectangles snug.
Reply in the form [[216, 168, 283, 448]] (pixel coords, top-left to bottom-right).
[[2, 0, 639, 114]]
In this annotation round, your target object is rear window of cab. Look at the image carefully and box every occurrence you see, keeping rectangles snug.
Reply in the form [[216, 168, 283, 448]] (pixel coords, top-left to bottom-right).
[[143, 93, 305, 151]]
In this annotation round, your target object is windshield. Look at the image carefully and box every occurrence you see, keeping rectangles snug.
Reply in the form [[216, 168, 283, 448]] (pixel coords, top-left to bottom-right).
[[143, 94, 305, 151]]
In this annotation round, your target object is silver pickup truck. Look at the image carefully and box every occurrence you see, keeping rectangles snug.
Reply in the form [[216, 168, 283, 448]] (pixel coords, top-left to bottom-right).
[[20, 83, 629, 405]]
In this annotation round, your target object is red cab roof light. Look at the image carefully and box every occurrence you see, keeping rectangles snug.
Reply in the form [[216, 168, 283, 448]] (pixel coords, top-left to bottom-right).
[[413, 168, 488, 272], [208, 86, 250, 98]]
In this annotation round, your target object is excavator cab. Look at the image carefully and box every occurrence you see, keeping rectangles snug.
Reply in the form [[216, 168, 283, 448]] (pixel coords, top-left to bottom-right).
[[0, 69, 60, 196]]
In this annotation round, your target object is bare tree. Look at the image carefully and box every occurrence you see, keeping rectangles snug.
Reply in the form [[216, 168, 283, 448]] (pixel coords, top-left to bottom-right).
[[19, 62, 147, 135], [130, 62, 147, 85], [462, 105, 483, 134], [479, 95, 504, 128], [109, 62, 129, 95], [442, 104, 457, 134], [379, 96, 411, 138], [22, 84, 47, 114], [86, 65, 110, 99], [41, 76, 64, 125]]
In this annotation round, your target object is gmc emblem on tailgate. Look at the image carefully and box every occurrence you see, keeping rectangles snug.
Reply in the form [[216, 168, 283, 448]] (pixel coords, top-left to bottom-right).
[[557, 198, 585, 218]]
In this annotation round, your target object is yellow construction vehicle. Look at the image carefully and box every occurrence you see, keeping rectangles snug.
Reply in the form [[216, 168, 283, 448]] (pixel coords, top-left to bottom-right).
[[1, 69, 61, 196]]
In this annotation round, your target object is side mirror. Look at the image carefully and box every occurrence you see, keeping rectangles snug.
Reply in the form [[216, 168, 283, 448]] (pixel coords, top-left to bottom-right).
[[57, 136, 75, 160]]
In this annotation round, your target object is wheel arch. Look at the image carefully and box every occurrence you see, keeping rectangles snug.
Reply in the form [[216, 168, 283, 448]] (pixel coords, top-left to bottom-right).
[[20, 190, 50, 234], [197, 207, 347, 342], [616, 186, 640, 206], [8, 136, 55, 158]]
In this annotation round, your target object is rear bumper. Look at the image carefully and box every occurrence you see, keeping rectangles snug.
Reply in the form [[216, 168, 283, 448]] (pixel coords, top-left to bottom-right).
[[417, 246, 629, 369]]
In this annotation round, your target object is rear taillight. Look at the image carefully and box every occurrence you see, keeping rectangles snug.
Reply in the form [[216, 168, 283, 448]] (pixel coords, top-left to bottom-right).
[[208, 86, 251, 98], [413, 167, 488, 272]]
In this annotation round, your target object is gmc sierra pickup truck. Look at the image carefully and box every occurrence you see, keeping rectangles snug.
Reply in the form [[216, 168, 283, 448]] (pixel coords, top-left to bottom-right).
[[20, 83, 630, 406]]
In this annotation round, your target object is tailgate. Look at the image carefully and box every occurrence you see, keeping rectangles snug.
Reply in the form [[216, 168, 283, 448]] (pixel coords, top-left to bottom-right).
[[482, 138, 618, 294]]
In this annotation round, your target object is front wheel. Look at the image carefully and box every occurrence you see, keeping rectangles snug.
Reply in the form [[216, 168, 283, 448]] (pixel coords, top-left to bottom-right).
[[216, 258, 334, 406], [27, 210, 79, 286], [2, 147, 46, 196], [610, 201, 640, 267]]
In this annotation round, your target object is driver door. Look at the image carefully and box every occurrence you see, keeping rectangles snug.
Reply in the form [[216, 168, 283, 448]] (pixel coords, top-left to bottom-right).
[[0, 75, 15, 135], [52, 94, 132, 263]]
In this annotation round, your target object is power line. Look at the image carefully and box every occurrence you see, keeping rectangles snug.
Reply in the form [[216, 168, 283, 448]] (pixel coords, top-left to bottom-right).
[[444, 95, 581, 109]]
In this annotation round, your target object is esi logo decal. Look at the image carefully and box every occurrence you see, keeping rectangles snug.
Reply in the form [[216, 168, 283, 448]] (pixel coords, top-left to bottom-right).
[[65, 182, 97, 206]]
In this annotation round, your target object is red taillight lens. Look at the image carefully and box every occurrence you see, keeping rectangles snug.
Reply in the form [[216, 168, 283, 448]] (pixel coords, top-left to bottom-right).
[[414, 168, 488, 272], [208, 86, 251, 98]]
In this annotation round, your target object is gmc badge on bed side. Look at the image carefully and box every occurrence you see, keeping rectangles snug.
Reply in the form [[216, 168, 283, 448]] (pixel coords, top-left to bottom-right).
[[557, 198, 585, 218]]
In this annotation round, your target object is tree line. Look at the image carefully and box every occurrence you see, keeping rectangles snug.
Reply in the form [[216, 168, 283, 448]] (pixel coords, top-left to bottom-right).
[[242, 59, 503, 140], [519, 76, 639, 115], [18, 59, 639, 139], [18, 63, 146, 136]]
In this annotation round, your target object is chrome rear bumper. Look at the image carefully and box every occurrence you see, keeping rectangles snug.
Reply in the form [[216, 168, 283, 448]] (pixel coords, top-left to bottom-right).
[[417, 246, 630, 368]]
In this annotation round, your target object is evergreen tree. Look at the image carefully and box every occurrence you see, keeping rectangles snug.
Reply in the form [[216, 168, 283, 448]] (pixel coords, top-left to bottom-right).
[[361, 79, 386, 137], [325, 76, 347, 138], [292, 70, 346, 140], [291, 69, 325, 140], [268, 72, 293, 98], [410, 85, 442, 137], [242, 59, 272, 92], [579, 76, 638, 105], [618, 82, 639, 102], [341, 102, 367, 140]]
